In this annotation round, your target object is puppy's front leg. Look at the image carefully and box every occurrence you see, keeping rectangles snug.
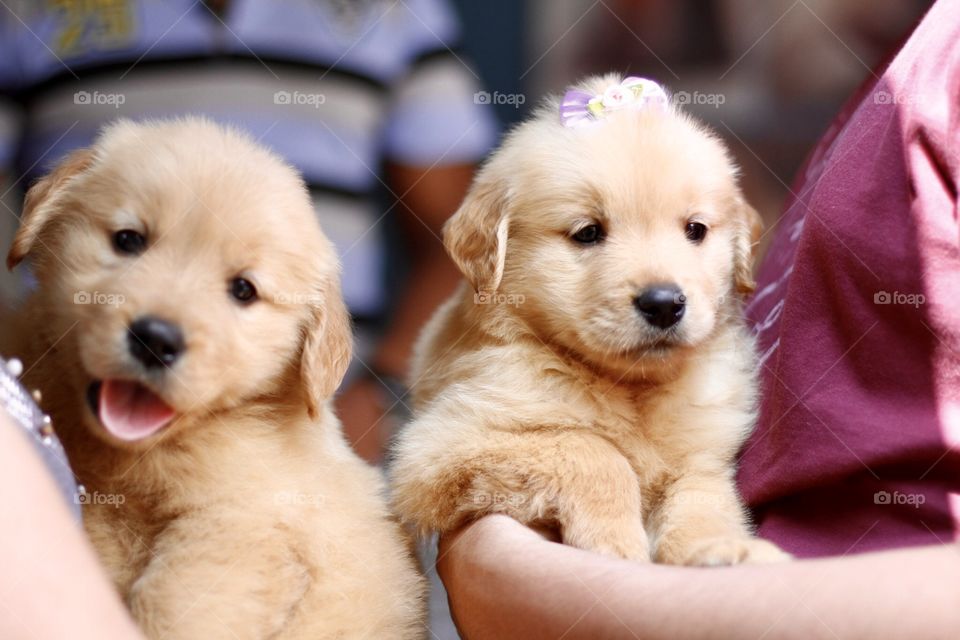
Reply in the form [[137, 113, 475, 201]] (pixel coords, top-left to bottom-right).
[[393, 427, 650, 561], [546, 432, 651, 561], [127, 517, 311, 640], [649, 469, 790, 566]]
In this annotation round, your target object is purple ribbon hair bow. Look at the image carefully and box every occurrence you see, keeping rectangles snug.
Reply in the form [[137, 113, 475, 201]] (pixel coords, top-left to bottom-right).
[[560, 77, 669, 128]]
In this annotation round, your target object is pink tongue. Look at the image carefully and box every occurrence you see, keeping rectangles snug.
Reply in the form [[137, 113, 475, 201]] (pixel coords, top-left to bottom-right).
[[99, 379, 175, 441]]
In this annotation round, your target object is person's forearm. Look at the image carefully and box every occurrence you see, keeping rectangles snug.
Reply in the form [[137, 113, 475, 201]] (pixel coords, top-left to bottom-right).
[[0, 415, 144, 639], [440, 515, 960, 640]]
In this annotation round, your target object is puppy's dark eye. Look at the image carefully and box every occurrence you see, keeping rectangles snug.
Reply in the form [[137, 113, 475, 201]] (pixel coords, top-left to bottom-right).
[[684, 222, 708, 244], [113, 229, 146, 255], [571, 223, 604, 245], [230, 277, 257, 304]]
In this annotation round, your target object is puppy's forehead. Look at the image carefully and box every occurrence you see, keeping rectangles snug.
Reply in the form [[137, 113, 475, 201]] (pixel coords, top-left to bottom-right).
[[510, 109, 739, 223], [588, 113, 734, 192], [88, 120, 330, 269]]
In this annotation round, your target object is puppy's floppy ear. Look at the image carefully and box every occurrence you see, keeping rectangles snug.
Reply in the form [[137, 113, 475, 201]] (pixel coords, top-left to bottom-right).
[[7, 148, 96, 270], [300, 272, 353, 420], [733, 200, 764, 295], [442, 173, 509, 296]]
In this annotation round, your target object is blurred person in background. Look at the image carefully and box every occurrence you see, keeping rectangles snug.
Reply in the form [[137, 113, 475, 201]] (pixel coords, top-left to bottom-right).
[[0, 0, 498, 462]]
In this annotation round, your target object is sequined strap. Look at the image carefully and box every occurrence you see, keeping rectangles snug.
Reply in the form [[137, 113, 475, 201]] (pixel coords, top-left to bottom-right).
[[1, 355, 82, 520]]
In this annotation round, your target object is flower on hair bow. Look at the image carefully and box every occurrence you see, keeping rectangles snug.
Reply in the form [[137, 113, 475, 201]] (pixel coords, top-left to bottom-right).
[[560, 77, 668, 128]]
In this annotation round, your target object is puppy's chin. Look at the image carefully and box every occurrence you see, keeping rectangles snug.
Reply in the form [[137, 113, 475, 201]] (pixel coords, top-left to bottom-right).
[[548, 327, 690, 383], [597, 340, 692, 380]]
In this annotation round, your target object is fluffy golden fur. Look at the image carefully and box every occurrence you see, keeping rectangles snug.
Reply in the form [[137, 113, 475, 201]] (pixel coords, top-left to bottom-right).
[[390, 75, 788, 566], [6, 118, 425, 638]]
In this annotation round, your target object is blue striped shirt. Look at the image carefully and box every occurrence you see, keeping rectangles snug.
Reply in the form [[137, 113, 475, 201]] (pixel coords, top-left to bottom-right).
[[0, 0, 498, 314]]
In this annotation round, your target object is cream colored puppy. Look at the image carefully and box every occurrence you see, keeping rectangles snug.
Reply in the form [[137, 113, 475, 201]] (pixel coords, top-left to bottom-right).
[[6, 118, 425, 638], [390, 75, 788, 565]]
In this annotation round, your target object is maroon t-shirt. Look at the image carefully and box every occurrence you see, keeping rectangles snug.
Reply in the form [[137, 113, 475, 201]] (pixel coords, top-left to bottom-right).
[[738, 0, 960, 558]]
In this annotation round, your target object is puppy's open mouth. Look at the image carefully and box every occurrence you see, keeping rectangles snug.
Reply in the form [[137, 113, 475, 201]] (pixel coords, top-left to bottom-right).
[[87, 380, 176, 441]]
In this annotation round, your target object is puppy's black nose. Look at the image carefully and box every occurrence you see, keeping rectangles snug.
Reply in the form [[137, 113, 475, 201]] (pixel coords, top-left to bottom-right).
[[634, 285, 685, 329], [128, 316, 185, 369]]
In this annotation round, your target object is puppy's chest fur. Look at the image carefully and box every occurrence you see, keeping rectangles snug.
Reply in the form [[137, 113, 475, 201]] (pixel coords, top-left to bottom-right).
[[60, 424, 293, 591], [543, 343, 753, 482], [83, 487, 172, 591], [418, 314, 758, 497]]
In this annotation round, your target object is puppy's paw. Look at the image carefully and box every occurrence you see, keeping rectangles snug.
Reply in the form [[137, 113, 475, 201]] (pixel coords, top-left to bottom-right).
[[591, 536, 651, 562], [681, 537, 791, 567]]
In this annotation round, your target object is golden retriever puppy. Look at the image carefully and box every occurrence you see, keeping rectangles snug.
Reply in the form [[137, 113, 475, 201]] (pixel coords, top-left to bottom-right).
[[6, 118, 425, 638], [390, 75, 788, 566]]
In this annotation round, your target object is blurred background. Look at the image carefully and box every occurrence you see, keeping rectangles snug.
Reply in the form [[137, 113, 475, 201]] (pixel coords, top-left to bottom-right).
[[0, 1, 936, 637]]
